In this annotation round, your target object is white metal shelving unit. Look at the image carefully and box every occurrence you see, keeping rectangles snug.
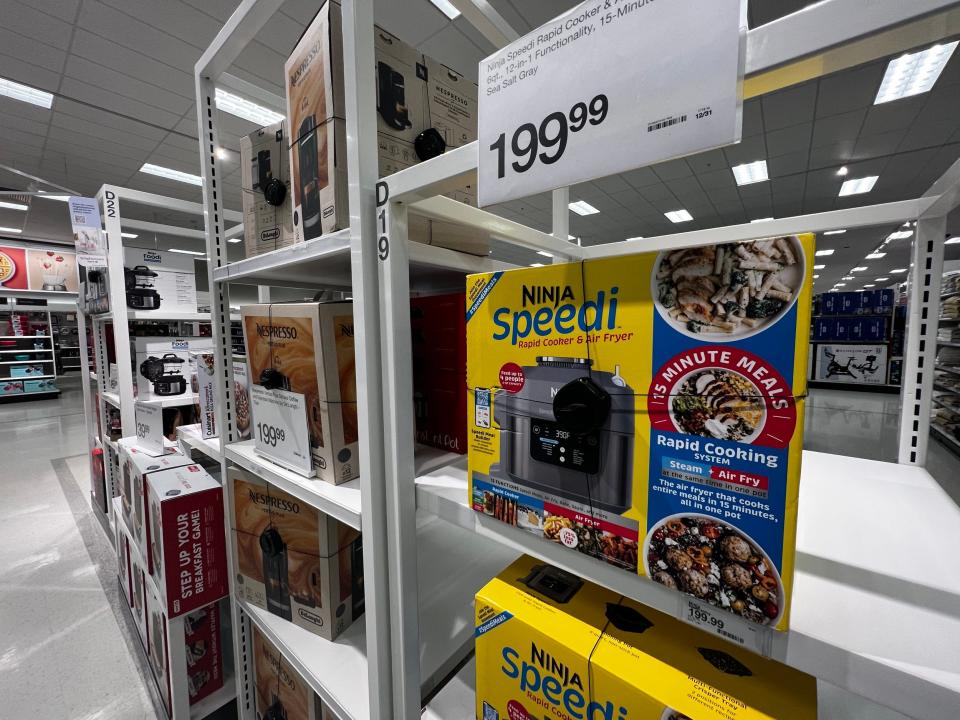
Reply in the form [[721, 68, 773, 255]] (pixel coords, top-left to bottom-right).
[[195, 2, 960, 720], [0, 304, 59, 400]]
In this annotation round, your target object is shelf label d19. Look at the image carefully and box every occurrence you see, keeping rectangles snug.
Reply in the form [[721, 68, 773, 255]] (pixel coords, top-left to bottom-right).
[[133, 401, 164, 456], [477, 0, 746, 207]]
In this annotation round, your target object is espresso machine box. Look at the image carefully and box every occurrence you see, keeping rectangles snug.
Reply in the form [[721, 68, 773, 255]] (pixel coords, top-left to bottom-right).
[[230, 466, 364, 640], [253, 626, 336, 719], [240, 302, 358, 484], [466, 235, 815, 632], [241, 121, 297, 257]]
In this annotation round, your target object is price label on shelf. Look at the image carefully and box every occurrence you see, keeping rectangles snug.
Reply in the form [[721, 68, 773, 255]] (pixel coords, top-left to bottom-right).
[[680, 598, 766, 654], [477, 0, 746, 206], [250, 385, 314, 476], [133, 401, 164, 456]]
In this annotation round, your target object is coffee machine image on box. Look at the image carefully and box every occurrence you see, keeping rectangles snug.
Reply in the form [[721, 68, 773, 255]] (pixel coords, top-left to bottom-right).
[[259, 526, 292, 621], [490, 357, 635, 514], [376, 61, 412, 130], [124, 265, 161, 309], [297, 116, 322, 231], [139, 353, 187, 396]]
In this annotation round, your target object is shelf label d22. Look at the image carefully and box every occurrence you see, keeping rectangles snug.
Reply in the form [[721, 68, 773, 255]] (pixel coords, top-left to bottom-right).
[[477, 0, 746, 207]]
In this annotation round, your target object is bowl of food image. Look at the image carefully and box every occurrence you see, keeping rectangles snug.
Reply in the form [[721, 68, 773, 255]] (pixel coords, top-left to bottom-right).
[[652, 237, 805, 341], [668, 367, 766, 443], [643, 514, 784, 626]]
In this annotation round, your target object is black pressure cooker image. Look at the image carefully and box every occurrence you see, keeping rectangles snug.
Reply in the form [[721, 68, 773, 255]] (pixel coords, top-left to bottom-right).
[[490, 357, 634, 514], [139, 353, 187, 396], [124, 265, 161, 309]]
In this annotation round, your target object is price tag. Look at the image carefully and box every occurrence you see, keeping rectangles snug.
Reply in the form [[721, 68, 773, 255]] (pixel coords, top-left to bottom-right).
[[250, 385, 314, 477], [133, 401, 164, 456], [478, 0, 746, 206], [681, 598, 765, 653]]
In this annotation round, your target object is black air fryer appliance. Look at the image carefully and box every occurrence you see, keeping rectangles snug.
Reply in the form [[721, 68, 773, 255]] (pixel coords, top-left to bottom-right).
[[297, 116, 321, 231], [259, 526, 292, 621], [124, 265, 161, 309], [490, 357, 634, 514], [376, 61, 412, 130], [139, 353, 187, 396]]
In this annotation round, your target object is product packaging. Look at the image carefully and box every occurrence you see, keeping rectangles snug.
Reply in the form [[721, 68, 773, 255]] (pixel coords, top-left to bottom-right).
[[466, 235, 814, 632], [230, 465, 364, 640], [145, 571, 173, 717], [475, 556, 817, 720], [411, 292, 467, 453], [190, 351, 217, 439], [183, 604, 225, 707], [116, 513, 133, 607], [253, 626, 336, 719], [122, 248, 198, 314], [23, 378, 56, 393], [0, 380, 23, 395], [132, 559, 148, 651], [10, 363, 44, 378], [118, 438, 195, 568], [146, 464, 229, 617], [241, 121, 297, 257], [240, 302, 358, 484], [135, 337, 214, 401], [233, 356, 252, 441]]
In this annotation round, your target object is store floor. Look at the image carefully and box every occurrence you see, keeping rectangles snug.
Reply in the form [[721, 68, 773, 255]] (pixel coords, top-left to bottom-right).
[[0, 381, 955, 719]]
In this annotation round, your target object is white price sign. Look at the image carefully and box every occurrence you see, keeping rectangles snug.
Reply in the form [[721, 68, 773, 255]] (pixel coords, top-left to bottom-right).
[[250, 385, 314, 476], [681, 598, 765, 654], [478, 0, 746, 206], [133, 401, 164, 456]]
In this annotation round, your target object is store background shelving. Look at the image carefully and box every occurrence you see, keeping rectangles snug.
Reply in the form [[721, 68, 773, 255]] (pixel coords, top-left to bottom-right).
[[0, 304, 59, 401], [932, 274, 960, 455]]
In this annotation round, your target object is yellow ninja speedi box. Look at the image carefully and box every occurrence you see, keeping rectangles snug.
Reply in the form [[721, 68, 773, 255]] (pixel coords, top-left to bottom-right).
[[466, 236, 814, 631], [475, 556, 817, 720]]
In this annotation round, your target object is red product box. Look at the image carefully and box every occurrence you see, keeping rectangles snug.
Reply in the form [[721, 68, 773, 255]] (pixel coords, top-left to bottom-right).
[[146, 464, 229, 617], [183, 604, 224, 706], [411, 292, 467, 454]]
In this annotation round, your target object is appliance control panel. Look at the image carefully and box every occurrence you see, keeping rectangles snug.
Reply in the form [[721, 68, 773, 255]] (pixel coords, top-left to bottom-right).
[[530, 419, 600, 473]]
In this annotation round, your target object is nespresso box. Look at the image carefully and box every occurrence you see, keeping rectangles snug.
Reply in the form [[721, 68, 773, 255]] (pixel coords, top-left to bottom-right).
[[230, 465, 364, 640], [253, 626, 336, 719], [118, 438, 194, 570], [146, 464, 229, 617], [241, 121, 297, 257], [240, 302, 358, 484], [411, 292, 467, 454]]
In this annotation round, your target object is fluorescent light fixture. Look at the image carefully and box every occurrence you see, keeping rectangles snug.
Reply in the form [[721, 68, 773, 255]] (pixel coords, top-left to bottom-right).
[[835, 283, 847, 287], [839, 176, 878, 196], [842, 276, 855, 280], [120, 232, 138, 239], [530, 263, 545, 268], [823, 229, 846, 235], [815, 249, 835, 256], [813, 274, 820, 279], [864, 284, 876, 288], [837, 166, 849, 176], [865, 252, 886, 259], [0, 76, 53, 108], [0, 226, 22, 234], [215, 88, 284, 126], [751, 217, 774, 223], [428, 0, 460, 19], [887, 230, 913, 240], [536, 250, 554, 258], [38, 193, 70, 201], [664, 209, 693, 223], [140, 163, 202, 186], [891, 268, 908, 273], [876, 277, 889, 281], [0, 201, 28, 211], [945, 236, 960, 244], [851, 266, 868, 272], [874, 41, 959, 104], [567, 235, 576, 240], [228, 238, 242, 244], [732, 160, 769, 186], [626, 236, 645, 241], [814, 264, 826, 270], [568, 200, 599, 216], [167, 248, 205, 256]]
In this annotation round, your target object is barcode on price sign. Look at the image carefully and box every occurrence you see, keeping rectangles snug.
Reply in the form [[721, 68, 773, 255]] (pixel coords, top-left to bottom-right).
[[647, 115, 687, 132]]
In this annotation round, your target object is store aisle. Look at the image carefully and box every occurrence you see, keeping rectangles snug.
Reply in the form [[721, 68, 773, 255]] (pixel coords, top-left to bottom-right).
[[0, 377, 161, 720]]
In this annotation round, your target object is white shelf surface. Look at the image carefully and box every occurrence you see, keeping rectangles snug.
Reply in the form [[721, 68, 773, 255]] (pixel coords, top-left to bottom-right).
[[137, 392, 199, 409], [177, 423, 222, 462], [0, 348, 52, 354], [938, 341, 960, 347], [242, 512, 518, 720], [0, 359, 54, 365], [0, 335, 50, 339], [224, 440, 460, 531], [931, 424, 960, 451], [128, 310, 210, 322], [2, 374, 56, 380], [414, 451, 960, 720], [102, 391, 121, 408], [935, 364, 960, 376], [934, 383, 960, 396], [932, 396, 960, 412]]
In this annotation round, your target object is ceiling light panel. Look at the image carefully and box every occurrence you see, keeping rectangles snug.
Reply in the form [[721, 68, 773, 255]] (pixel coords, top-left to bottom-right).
[[167, 248, 205, 256], [814, 264, 825, 270], [215, 88, 284, 126], [946, 236, 960, 245], [891, 268, 908, 273], [429, 0, 461, 19], [823, 229, 846, 235], [865, 252, 886, 259], [0, 76, 53, 108], [851, 266, 869, 272], [876, 277, 889, 281], [568, 200, 599, 215], [815, 249, 834, 256], [121, 233, 138, 239], [887, 230, 913, 240], [732, 160, 768, 186], [874, 41, 959, 104], [664, 209, 693, 223], [839, 176, 878, 196], [0, 226, 23, 234], [0, 201, 28, 211], [140, 163, 203, 186], [750, 217, 774, 223]]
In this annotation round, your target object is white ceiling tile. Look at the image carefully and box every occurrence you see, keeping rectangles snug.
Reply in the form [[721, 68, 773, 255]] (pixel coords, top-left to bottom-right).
[[742, 99, 764, 137], [684, 148, 727, 175], [721, 134, 766, 166], [63, 56, 193, 115], [620, 166, 660, 188], [811, 108, 865, 148], [418, 26, 484, 84], [761, 82, 817, 131], [765, 123, 811, 157], [807, 141, 855, 170], [651, 159, 693, 181], [0, 2, 74, 49], [767, 151, 807, 177], [46, 126, 151, 163], [97, 0, 223, 50], [1, 127, 46, 150], [697, 168, 737, 190], [859, 98, 923, 136], [815, 61, 884, 118], [0, 28, 67, 74], [181, 0, 239, 22], [50, 112, 159, 152], [852, 131, 904, 160], [256, 12, 305, 55], [43, 138, 144, 173], [374, 0, 450, 47], [230, 42, 287, 94], [0, 50, 62, 92], [17, 0, 80, 22], [0, 109, 49, 139], [59, 77, 184, 128], [148, 142, 202, 169], [54, 99, 169, 141]]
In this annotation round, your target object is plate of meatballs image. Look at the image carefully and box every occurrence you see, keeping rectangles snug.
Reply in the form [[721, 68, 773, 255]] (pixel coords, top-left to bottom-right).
[[643, 514, 784, 626]]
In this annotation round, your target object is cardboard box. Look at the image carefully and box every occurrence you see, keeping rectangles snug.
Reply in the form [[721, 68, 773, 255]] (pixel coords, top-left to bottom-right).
[[116, 515, 133, 608], [190, 351, 217, 439], [466, 235, 814, 632], [475, 556, 817, 720], [123, 248, 198, 314], [132, 561, 149, 652], [135, 337, 214, 401], [240, 302, 358, 484], [118, 438, 194, 569], [145, 577, 173, 717], [230, 465, 364, 640], [241, 121, 297, 257], [253, 626, 336, 720], [146, 464, 229, 617], [23, 378, 56, 393], [233, 356, 252, 441], [183, 604, 225, 707], [10, 363, 44, 378], [0, 380, 23, 396], [411, 292, 467, 454]]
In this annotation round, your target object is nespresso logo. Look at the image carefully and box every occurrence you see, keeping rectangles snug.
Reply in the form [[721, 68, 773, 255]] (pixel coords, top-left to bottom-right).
[[255, 323, 298, 339], [265, 651, 297, 690], [290, 39, 322, 86], [338, 323, 354, 337], [248, 490, 299, 513], [436, 85, 468, 105], [522, 284, 574, 308]]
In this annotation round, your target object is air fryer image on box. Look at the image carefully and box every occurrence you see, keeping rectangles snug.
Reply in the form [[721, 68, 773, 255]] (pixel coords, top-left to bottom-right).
[[230, 465, 363, 640], [253, 626, 335, 720]]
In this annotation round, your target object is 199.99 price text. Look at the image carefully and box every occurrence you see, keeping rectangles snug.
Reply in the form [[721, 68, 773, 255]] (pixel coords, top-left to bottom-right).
[[688, 603, 725, 630], [256, 422, 286, 447], [489, 94, 609, 179]]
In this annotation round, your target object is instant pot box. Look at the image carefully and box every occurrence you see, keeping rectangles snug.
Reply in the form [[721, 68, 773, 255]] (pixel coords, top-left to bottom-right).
[[230, 465, 364, 640], [241, 121, 297, 257], [146, 464, 228, 617], [475, 556, 817, 720], [466, 236, 814, 632], [240, 302, 358, 484], [253, 626, 336, 719]]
